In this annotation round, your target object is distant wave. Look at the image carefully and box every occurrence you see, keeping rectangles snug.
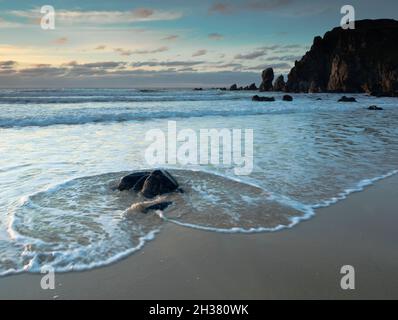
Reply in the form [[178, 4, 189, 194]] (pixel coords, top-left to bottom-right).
[[0, 108, 300, 128], [0, 94, 242, 104]]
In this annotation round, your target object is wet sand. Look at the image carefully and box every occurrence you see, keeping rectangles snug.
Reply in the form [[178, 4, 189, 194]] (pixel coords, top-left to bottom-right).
[[1, 174, 398, 299]]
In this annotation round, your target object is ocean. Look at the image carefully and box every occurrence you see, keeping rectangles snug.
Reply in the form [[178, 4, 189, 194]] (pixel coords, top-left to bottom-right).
[[0, 88, 397, 275]]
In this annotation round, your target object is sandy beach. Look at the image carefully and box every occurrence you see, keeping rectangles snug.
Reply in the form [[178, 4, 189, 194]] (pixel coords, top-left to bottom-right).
[[0, 173, 397, 300]]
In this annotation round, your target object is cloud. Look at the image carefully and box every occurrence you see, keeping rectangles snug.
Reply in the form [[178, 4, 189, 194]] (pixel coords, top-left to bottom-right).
[[114, 48, 134, 56], [78, 62, 126, 69], [246, 62, 291, 71], [54, 37, 68, 45], [267, 54, 302, 62], [179, 67, 197, 72], [134, 46, 169, 54], [18, 66, 68, 77], [245, 0, 294, 11], [0, 18, 24, 28], [131, 8, 154, 18], [192, 49, 207, 57], [95, 45, 107, 50], [131, 61, 204, 67], [209, 0, 332, 17], [208, 33, 224, 40], [0, 60, 17, 69], [234, 49, 267, 60], [209, 3, 233, 14], [283, 44, 303, 49], [0, 69, 261, 89], [162, 35, 179, 41], [9, 8, 183, 26], [114, 46, 168, 56], [209, 0, 294, 14], [214, 62, 243, 68]]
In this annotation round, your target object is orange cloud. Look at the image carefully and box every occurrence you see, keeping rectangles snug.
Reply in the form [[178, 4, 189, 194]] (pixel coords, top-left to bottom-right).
[[54, 37, 68, 45]]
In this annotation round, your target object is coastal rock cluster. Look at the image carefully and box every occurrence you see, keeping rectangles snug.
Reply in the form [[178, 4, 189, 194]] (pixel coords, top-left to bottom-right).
[[228, 70, 286, 92], [285, 19, 398, 97], [230, 83, 258, 91], [117, 170, 182, 213]]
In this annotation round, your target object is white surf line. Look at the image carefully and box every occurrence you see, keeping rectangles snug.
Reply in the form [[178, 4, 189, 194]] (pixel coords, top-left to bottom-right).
[[311, 169, 398, 209], [160, 168, 398, 234]]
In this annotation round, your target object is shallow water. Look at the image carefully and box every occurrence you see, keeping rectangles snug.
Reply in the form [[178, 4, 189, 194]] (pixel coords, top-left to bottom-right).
[[0, 89, 397, 275]]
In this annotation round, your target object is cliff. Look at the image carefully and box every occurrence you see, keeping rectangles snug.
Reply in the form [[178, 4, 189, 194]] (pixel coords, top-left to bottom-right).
[[286, 19, 398, 96]]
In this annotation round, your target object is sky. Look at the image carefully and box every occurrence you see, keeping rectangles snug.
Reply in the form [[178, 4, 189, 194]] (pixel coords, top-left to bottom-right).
[[0, 0, 397, 88]]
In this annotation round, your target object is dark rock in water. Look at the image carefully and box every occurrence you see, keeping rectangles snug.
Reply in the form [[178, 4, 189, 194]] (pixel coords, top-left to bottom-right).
[[338, 96, 357, 102], [252, 95, 275, 102], [132, 175, 148, 192], [194, 88, 203, 91], [244, 83, 258, 91], [230, 84, 238, 91], [117, 171, 150, 191], [142, 170, 180, 199], [259, 68, 274, 92], [286, 19, 398, 96], [368, 105, 384, 110], [282, 94, 293, 101], [273, 75, 286, 91], [118, 170, 181, 198], [315, 98, 323, 100], [142, 201, 173, 213], [369, 91, 396, 97]]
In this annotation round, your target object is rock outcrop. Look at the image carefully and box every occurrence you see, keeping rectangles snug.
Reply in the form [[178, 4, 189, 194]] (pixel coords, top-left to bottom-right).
[[259, 68, 274, 91], [252, 95, 275, 102], [142, 170, 180, 199], [282, 95, 293, 101], [117, 171, 151, 191], [273, 75, 286, 91], [118, 170, 180, 198], [286, 19, 398, 96], [230, 83, 258, 91], [244, 83, 258, 90], [142, 201, 173, 213], [338, 96, 357, 102], [368, 105, 383, 110]]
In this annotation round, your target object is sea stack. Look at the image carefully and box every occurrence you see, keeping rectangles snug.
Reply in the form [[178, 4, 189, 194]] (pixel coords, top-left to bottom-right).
[[259, 68, 274, 92], [286, 19, 398, 96], [273, 75, 286, 91]]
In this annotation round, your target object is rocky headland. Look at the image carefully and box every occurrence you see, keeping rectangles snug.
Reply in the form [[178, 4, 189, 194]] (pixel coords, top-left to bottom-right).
[[229, 19, 398, 97]]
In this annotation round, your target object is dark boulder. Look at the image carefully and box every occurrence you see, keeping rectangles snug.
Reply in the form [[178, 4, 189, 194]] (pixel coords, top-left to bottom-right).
[[245, 83, 258, 90], [142, 170, 180, 199], [142, 201, 173, 213], [259, 68, 274, 92], [338, 96, 357, 102], [117, 171, 150, 191], [273, 75, 286, 91], [230, 84, 238, 91], [368, 105, 384, 110], [252, 95, 275, 102], [282, 95, 293, 101]]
